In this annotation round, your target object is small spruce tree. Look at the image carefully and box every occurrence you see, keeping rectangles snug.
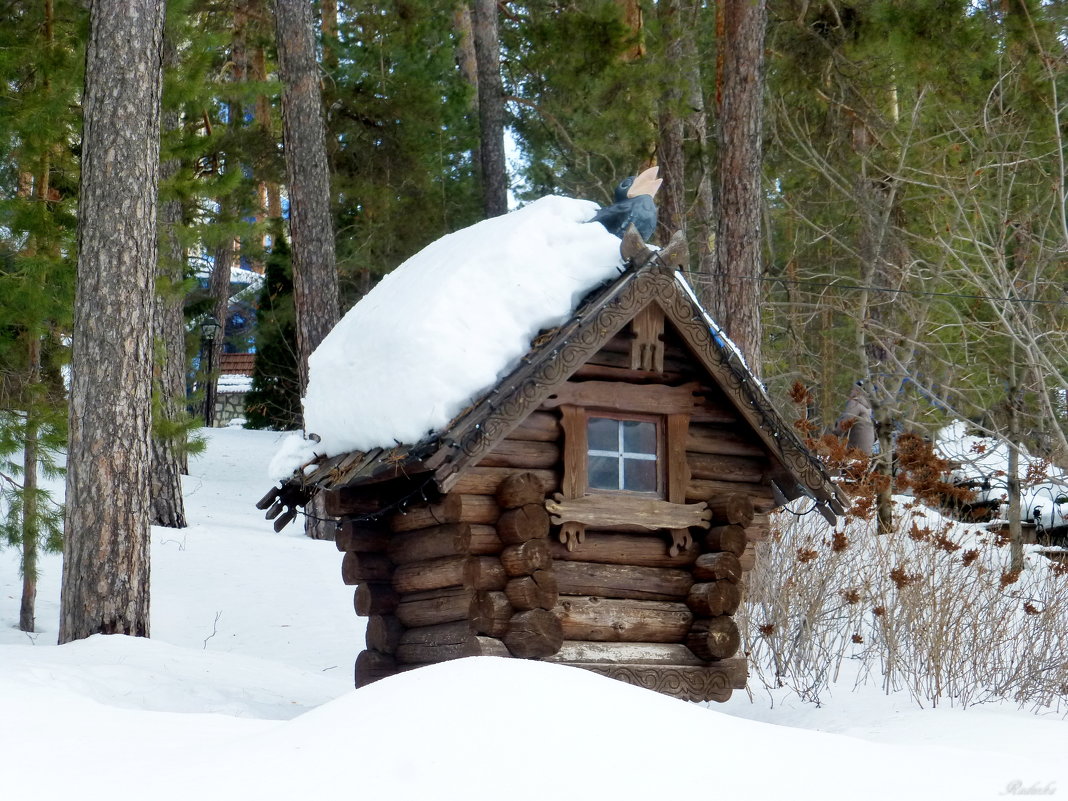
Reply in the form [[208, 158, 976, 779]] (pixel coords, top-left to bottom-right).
[[244, 231, 300, 430]]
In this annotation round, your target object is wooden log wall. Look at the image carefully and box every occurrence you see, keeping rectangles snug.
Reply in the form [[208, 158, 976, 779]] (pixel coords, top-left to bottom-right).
[[533, 327, 781, 701], [346, 470, 565, 688], [343, 321, 784, 698]]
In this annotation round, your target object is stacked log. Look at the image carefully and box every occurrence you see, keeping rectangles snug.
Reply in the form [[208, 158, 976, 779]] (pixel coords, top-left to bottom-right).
[[683, 492, 748, 674], [495, 473, 563, 659], [384, 486, 512, 671], [337, 519, 398, 688]]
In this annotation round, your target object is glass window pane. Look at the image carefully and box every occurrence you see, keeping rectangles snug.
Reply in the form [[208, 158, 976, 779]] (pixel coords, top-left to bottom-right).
[[622, 420, 657, 454], [588, 455, 620, 490], [588, 417, 618, 452], [623, 457, 657, 492]]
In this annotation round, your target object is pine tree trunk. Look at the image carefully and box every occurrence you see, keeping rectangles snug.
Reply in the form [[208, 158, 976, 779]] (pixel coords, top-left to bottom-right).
[[207, 228, 233, 427], [275, 0, 340, 541], [19, 338, 41, 633], [472, 0, 507, 217], [712, 0, 766, 375], [682, 0, 716, 303], [151, 39, 189, 528], [656, 0, 686, 243], [60, 0, 164, 643], [453, 3, 482, 175], [275, 0, 340, 396]]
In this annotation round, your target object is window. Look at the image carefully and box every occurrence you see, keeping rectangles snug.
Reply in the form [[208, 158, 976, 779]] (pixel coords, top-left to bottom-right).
[[586, 415, 660, 495]]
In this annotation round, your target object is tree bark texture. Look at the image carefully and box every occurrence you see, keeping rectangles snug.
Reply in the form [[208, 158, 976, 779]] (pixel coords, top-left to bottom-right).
[[60, 0, 165, 643], [712, 0, 766, 375], [656, 0, 687, 242], [275, 0, 340, 396], [275, 0, 340, 540], [19, 337, 41, 633], [682, 0, 716, 304], [150, 39, 189, 529], [472, 0, 508, 217]]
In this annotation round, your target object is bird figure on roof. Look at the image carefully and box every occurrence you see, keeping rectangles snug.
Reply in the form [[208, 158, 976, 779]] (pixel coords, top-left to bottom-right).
[[589, 165, 663, 241]]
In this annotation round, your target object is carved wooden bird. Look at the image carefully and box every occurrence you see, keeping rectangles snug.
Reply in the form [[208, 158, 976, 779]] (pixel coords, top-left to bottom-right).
[[590, 165, 663, 241]]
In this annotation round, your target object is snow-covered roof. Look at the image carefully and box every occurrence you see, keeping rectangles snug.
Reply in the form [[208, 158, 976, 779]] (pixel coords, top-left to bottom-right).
[[264, 199, 844, 520], [278, 196, 622, 473]]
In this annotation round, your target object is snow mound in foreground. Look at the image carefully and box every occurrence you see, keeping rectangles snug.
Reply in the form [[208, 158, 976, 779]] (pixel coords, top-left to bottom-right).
[[159, 657, 1052, 801], [296, 196, 623, 464]]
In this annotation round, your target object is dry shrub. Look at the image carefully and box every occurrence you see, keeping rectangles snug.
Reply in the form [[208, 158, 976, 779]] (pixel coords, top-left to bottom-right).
[[738, 499, 1068, 710]]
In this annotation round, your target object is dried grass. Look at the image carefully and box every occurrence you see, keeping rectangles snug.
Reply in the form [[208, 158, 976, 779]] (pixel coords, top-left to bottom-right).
[[739, 500, 1068, 711]]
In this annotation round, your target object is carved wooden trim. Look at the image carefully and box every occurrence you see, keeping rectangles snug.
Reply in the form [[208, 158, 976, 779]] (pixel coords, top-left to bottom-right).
[[630, 303, 665, 372], [666, 413, 692, 557], [561, 661, 745, 703], [557, 405, 587, 550], [546, 493, 711, 531]]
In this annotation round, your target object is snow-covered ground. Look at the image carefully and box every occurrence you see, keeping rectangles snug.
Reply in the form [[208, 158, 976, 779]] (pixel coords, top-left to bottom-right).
[[2, 428, 1066, 800], [938, 420, 1068, 531]]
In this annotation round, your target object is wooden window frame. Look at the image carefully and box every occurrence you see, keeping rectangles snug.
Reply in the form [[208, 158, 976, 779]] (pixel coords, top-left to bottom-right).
[[560, 401, 689, 506], [583, 411, 664, 498], [554, 399, 697, 552]]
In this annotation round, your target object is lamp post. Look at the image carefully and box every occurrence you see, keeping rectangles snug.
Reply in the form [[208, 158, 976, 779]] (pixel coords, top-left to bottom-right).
[[200, 314, 222, 427]]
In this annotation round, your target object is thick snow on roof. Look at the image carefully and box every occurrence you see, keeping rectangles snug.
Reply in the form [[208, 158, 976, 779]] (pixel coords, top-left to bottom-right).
[[300, 196, 623, 460]]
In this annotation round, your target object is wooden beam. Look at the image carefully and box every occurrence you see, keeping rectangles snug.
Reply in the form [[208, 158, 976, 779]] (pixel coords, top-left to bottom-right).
[[546, 493, 711, 531], [686, 425, 764, 457], [365, 614, 403, 654], [355, 649, 396, 687], [703, 524, 747, 557], [394, 588, 478, 628], [704, 493, 755, 526], [496, 472, 550, 509], [334, 521, 389, 553], [504, 609, 563, 658], [450, 466, 559, 497], [474, 591, 513, 637], [501, 539, 551, 576], [553, 597, 693, 643], [390, 494, 462, 532], [387, 523, 471, 564], [497, 504, 550, 544], [548, 531, 699, 568], [686, 478, 775, 510], [341, 552, 392, 585], [543, 641, 705, 666], [687, 452, 765, 484], [469, 523, 503, 555], [553, 561, 693, 601], [476, 439, 560, 470], [505, 570, 559, 611], [687, 616, 741, 661], [693, 552, 743, 583], [354, 582, 398, 616], [392, 556, 477, 594], [508, 411, 560, 443], [394, 621, 505, 664], [542, 380, 703, 416], [686, 581, 742, 616]]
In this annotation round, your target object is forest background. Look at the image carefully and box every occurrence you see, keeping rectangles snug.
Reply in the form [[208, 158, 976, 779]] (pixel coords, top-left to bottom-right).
[[1, 0, 1066, 633]]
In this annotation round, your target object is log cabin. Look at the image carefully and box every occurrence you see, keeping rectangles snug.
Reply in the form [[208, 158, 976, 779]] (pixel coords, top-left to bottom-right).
[[260, 228, 846, 703]]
